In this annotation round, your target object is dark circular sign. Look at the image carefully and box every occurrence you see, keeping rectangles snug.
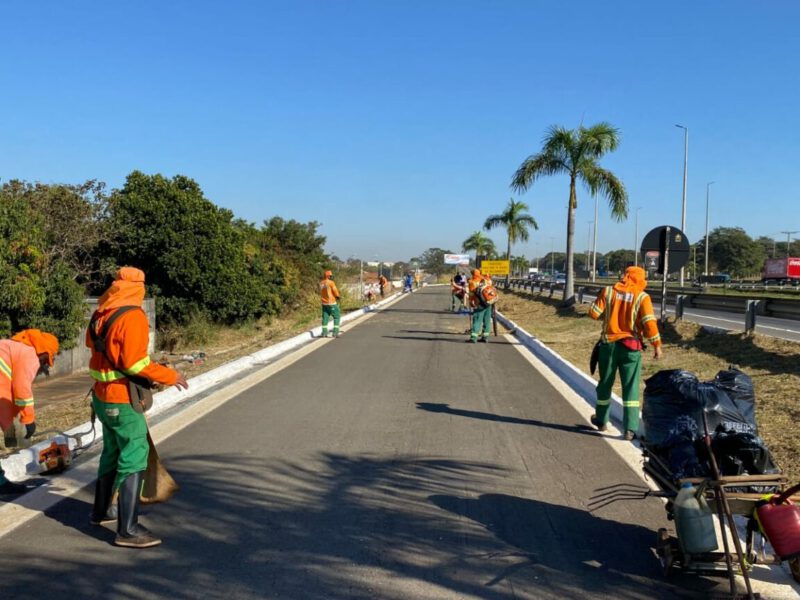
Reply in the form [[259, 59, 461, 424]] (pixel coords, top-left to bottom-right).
[[640, 225, 690, 274]]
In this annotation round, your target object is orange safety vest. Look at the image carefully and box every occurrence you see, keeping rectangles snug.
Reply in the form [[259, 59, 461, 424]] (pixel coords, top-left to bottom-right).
[[590, 286, 661, 346], [86, 307, 178, 404]]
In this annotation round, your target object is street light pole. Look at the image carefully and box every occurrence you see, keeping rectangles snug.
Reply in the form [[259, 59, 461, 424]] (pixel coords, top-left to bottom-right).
[[587, 221, 592, 275], [550, 237, 555, 276], [676, 124, 689, 286], [634, 207, 641, 267], [704, 181, 714, 277], [592, 195, 599, 282]]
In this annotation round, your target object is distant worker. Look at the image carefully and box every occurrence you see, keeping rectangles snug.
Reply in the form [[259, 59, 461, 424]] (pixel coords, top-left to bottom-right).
[[467, 268, 496, 343], [589, 266, 663, 440], [87, 267, 188, 547], [0, 329, 59, 495], [403, 272, 414, 293], [451, 272, 467, 311], [320, 270, 341, 338], [414, 272, 422, 289], [378, 274, 388, 298]]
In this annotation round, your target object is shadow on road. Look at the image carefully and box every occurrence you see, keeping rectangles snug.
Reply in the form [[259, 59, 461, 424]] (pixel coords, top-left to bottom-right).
[[428, 493, 710, 599], [0, 452, 710, 599], [416, 403, 600, 436]]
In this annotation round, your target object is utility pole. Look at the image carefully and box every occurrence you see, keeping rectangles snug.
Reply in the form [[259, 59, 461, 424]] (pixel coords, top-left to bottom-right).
[[781, 231, 799, 258], [704, 181, 714, 277], [550, 237, 555, 276], [634, 207, 641, 267], [592, 196, 599, 282], [676, 124, 689, 286]]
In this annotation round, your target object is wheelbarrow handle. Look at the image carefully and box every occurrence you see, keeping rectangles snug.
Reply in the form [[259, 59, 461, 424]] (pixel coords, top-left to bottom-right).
[[775, 482, 800, 505]]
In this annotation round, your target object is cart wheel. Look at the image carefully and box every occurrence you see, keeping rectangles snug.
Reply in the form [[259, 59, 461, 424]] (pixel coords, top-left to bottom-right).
[[656, 529, 677, 577], [790, 557, 800, 584]]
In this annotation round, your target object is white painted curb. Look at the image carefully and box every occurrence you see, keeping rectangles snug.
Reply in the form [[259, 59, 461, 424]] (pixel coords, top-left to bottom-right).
[[494, 309, 626, 428], [1, 292, 404, 482]]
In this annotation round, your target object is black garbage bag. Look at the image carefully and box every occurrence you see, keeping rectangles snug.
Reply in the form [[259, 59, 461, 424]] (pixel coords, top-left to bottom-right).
[[714, 368, 757, 434], [689, 382, 757, 437], [712, 431, 779, 476], [667, 436, 708, 480], [642, 370, 704, 447]]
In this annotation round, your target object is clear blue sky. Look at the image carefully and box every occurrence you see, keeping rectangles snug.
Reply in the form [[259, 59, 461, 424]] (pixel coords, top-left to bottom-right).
[[2, 1, 799, 262]]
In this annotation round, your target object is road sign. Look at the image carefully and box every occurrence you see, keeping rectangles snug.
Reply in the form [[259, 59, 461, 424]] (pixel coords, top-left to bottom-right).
[[444, 253, 471, 265], [640, 226, 690, 274], [479, 260, 510, 276]]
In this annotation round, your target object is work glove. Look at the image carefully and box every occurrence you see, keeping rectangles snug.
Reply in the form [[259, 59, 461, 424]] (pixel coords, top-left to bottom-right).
[[25, 422, 36, 440]]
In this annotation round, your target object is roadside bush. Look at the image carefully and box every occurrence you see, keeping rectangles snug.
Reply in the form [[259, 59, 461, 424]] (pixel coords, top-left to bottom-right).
[[0, 184, 85, 347]]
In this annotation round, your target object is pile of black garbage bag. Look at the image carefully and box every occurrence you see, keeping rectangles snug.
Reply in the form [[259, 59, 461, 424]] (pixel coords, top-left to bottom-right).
[[642, 367, 779, 484]]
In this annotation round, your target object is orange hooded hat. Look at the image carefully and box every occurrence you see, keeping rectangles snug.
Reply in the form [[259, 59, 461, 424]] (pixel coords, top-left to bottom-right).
[[472, 268, 481, 277], [323, 270, 333, 279], [613, 266, 648, 296], [11, 329, 60, 366], [97, 267, 146, 312]]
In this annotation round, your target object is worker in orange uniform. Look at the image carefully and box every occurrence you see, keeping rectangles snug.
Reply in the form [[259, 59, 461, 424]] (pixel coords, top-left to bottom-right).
[[0, 329, 59, 495], [378, 274, 388, 298], [87, 267, 188, 548], [320, 270, 341, 338], [589, 266, 663, 440], [467, 268, 492, 343]]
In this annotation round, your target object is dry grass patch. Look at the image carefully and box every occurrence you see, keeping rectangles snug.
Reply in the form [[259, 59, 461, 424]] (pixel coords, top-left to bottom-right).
[[497, 289, 800, 482]]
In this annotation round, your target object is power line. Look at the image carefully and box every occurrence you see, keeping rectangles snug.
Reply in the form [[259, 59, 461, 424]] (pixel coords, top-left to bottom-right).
[[780, 231, 799, 258]]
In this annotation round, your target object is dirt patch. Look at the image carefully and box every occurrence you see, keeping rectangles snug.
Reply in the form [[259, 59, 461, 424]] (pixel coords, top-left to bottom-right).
[[496, 289, 800, 483]]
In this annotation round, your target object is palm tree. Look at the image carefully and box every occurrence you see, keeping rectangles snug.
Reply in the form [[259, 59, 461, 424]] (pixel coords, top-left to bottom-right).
[[511, 122, 627, 302], [461, 231, 497, 262], [483, 198, 538, 286]]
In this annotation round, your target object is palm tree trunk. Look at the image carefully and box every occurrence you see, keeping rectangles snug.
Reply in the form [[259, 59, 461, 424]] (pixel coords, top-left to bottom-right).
[[565, 177, 577, 301]]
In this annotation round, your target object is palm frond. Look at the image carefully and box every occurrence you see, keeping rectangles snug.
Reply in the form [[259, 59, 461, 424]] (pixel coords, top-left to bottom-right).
[[581, 164, 629, 221], [510, 153, 566, 192], [579, 122, 621, 158]]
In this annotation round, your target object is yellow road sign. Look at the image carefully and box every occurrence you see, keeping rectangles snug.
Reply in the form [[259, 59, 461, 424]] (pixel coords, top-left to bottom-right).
[[479, 260, 510, 276]]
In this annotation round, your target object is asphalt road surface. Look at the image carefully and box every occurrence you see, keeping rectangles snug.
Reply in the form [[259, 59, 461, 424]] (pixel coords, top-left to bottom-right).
[[0, 287, 728, 599]]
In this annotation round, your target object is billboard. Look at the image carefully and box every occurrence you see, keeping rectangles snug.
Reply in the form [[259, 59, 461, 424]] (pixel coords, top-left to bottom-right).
[[444, 254, 471, 265]]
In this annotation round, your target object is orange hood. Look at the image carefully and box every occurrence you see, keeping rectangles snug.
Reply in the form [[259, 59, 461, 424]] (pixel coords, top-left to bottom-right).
[[11, 329, 60, 366], [98, 267, 146, 312], [613, 266, 648, 295]]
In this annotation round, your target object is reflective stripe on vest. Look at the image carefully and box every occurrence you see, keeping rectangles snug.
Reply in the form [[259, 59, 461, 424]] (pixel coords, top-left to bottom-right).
[[0, 357, 11, 380], [90, 355, 151, 383]]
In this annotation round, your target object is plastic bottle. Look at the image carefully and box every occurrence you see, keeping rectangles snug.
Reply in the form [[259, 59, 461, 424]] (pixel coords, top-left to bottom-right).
[[674, 482, 718, 554]]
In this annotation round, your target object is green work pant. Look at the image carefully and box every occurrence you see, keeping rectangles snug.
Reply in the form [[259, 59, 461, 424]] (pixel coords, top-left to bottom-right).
[[451, 294, 463, 310], [594, 342, 642, 433], [470, 306, 492, 340], [321, 304, 340, 336], [93, 394, 149, 490]]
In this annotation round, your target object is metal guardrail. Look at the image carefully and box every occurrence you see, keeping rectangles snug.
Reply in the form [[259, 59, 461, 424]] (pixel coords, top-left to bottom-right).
[[504, 278, 800, 333]]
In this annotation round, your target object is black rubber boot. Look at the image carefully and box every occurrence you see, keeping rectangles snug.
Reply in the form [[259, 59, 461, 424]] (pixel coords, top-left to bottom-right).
[[90, 471, 118, 525], [114, 472, 161, 548]]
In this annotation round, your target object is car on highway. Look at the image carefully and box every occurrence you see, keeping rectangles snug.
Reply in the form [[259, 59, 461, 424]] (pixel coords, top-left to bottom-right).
[[554, 273, 566, 285]]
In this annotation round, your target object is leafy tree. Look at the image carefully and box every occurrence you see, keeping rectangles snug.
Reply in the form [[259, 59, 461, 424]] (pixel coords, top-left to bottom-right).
[[510, 255, 529, 276], [541, 252, 567, 274], [483, 198, 538, 286], [708, 227, 765, 278], [604, 249, 636, 274], [419, 247, 453, 276], [461, 231, 497, 260], [511, 123, 627, 301], [105, 171, 272, 325], [0, 185, 85, 346]]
